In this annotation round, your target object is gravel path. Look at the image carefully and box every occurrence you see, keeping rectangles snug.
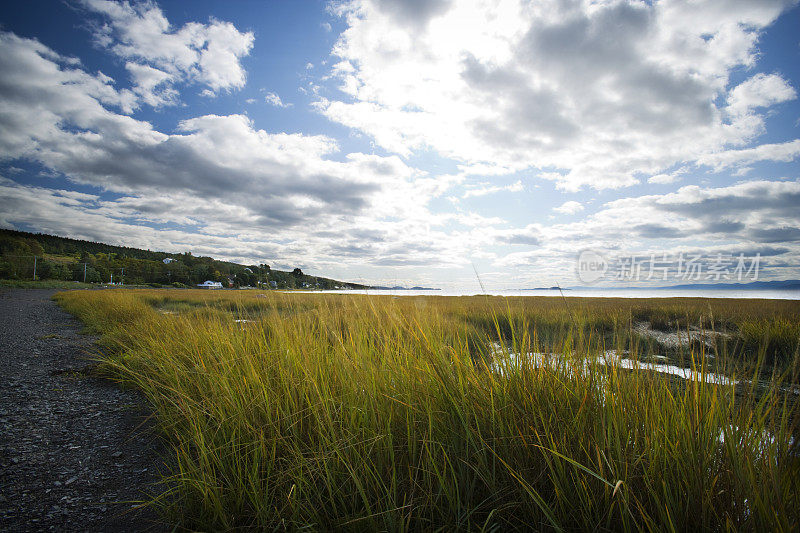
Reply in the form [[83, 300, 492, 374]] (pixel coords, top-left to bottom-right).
[[0, 289, 167, 532]]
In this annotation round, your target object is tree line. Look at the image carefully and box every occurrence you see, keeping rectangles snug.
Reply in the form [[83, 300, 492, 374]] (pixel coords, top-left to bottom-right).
[[0, 229, 367, 290]]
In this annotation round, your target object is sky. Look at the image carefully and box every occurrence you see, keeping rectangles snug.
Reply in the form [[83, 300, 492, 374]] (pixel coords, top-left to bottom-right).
[[1, 0, 799, 290]]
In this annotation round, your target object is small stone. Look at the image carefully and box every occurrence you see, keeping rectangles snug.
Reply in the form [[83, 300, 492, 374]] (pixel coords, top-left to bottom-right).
[[64, 476, 77, 486], [111, 451, 122, 458]]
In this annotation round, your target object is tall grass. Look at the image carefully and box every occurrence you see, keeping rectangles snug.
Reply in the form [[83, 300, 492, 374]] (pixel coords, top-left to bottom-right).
[[55, 290, 800, 530]]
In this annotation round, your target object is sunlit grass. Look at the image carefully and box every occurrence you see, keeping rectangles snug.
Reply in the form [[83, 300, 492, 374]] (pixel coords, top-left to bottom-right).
[[55, 289, 800, 530]]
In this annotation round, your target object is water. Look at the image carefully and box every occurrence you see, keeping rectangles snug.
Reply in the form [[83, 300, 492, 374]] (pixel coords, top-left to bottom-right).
[[489, 346, 737, 386], [292, 288, 800, 300], [491, 346, 799, 394]]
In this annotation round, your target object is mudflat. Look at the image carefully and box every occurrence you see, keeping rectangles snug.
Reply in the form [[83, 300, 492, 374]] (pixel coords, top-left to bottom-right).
[[0, 289, 166, 532]]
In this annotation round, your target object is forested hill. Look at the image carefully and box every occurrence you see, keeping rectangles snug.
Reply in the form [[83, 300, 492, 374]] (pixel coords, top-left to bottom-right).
[[0, 228, 369, 290]]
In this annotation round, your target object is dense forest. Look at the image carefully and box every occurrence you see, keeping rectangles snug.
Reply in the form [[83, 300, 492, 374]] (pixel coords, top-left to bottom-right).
[[0, 229, 368, 290]]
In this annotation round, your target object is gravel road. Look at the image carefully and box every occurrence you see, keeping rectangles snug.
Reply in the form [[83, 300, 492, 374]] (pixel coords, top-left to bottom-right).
[[0, 289, 167, 532]]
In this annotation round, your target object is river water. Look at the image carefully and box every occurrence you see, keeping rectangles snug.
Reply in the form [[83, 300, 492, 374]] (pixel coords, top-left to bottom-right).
[[293, 288, 800, 299]]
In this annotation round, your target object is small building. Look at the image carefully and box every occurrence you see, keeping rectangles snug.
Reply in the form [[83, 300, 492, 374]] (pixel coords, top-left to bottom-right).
[[163, 258, 175, 264], [269, 281, 278, 289], [197, 280, 223, 289]]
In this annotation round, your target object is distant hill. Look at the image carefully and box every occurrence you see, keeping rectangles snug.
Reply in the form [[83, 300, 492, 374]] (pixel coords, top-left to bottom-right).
[[567, 280, 800, 291], [371, 286, 440, 291], [0, 228, 369, 290], [653, 280, 800, 290]]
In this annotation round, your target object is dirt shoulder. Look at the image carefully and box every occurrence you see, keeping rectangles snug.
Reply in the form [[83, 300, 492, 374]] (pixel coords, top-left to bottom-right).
[[0, 289, 167, 532]]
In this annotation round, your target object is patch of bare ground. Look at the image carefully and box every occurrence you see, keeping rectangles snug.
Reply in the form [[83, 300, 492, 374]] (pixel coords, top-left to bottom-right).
[[633, 321, 731, 350]]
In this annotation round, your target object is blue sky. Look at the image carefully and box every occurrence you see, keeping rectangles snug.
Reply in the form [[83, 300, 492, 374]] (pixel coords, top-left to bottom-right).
[[1, 0, 799, 289]]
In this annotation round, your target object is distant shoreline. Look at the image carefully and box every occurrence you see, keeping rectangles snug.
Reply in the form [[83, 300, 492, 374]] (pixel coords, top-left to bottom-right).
[[566, 280, 800, 291], [370, 286, 440, 291], [290, 288, 800, 300]]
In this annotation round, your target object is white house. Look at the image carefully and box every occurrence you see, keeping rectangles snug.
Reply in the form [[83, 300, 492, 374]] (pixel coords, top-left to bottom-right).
[[197, 280, 223, 289], [163, 258, 175, 264]]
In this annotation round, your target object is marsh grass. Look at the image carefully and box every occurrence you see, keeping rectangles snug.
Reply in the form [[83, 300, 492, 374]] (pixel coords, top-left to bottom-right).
[[55, 289, 800, 531]]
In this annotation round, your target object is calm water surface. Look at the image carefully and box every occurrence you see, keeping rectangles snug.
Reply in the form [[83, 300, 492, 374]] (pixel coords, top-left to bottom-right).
[[293, 288, 800, 300]]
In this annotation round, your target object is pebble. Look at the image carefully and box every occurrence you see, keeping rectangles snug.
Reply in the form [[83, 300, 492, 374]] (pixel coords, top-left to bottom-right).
[[0, 289, 169, 532]]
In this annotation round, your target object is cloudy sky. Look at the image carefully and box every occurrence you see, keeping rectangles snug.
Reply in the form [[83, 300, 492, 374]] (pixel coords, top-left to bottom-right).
[[1, 0, 799, 289]]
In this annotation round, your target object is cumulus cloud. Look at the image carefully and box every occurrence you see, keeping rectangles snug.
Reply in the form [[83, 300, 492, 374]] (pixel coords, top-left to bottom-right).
[[491, 224, 542, 246], [647, 167, 688, 185], [563, 179, 800, 246], [0, 177, 290, 262], [0, 32, 400, 222], [726, 73, 796, 116], [320, 0, 798, 190], [3, 2, 799, 288], [264, 91, 292, 108], [697, 139, 800, 171], [124, 61, 177, 108], [553, 201, 584, 214], [462, 179, 523, 198], [82, 0, 254, 109], [0, 31, 154, 157], [647, 167, 687, 185], [0, 30, 466, 264], [487, 179, 800, 281]]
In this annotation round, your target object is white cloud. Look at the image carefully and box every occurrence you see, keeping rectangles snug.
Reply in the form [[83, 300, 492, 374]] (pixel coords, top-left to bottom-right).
[[553, 201, 584, 215], [462, 179, 523, 198], [0, 30, 485, 275], [320, 0, 797, 190], [727, 73, 796, 116], [0, 32, 368, 222], [697, 139, 800, 170], [125, 61, 177, 108], [648, 167, 688, 184], [0, 31, 159, 158], [488, 179, 800, 282], [0, 178, 288, 262], [264, 91, 292, 108], [542, 179, 800, 248], [82, 0, 253, 109], [3, 2, 800, 288]]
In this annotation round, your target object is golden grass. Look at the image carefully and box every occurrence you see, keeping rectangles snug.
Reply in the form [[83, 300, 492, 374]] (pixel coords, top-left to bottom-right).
[[55, 289, 800, 531]]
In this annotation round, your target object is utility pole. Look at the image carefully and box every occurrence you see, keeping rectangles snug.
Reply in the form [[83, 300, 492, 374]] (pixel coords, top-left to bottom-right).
[[120, 268, 124, 286], [83, 262, 87, 283], [32, 256, 36, 281]]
